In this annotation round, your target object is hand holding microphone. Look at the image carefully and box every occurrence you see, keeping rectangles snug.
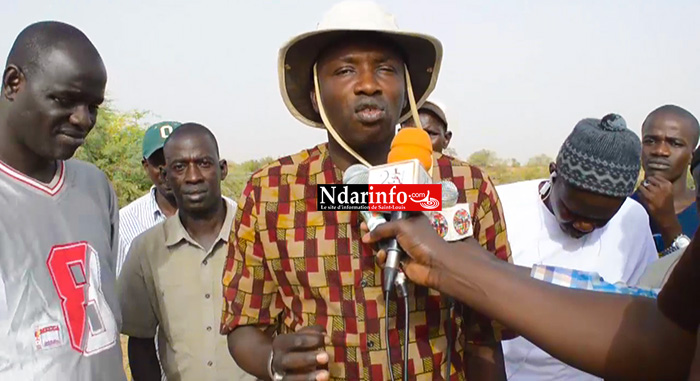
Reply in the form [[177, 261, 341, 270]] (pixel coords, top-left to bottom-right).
[[370, 127, 435, 294], [360, 213, 458, 291], [347, 127, 469, 293]]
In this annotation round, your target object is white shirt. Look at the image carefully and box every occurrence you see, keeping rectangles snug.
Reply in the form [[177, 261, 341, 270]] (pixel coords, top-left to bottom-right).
[[496, 180, 658, 381], [118, 187, 167, 277]]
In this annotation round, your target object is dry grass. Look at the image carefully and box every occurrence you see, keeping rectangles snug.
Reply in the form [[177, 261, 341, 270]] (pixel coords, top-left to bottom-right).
[[120, 335, 133, 381]]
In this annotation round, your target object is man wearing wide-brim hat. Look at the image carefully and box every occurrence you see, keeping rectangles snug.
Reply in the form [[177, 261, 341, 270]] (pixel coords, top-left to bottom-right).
[[221, 1, 514, 380]]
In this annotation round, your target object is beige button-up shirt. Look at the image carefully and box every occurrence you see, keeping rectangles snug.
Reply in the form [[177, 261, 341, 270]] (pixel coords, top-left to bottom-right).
[[119, 199, 254, 381]]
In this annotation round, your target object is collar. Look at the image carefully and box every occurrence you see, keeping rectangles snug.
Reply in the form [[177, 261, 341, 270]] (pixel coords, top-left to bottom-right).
[[163, 198, 235, 249], [149, 186, 166, 219]]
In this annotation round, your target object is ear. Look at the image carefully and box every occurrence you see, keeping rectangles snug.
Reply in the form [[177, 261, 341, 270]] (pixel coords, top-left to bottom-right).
[[159, 166, 168, 185], [141, 158, 148, 171], [3, 65, 24, 101], [444, 130, 452, 146], [549, 162, 557, 180], [219, 159, 228, 181], [310, 89, 319, 114]]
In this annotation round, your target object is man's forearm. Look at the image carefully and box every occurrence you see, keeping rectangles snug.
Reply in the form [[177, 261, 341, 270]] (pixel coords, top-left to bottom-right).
[[227, 325, 274, 380], [436, 240, 695, 380], [128, 337, 161, 381], [657, 215, 683, 250]]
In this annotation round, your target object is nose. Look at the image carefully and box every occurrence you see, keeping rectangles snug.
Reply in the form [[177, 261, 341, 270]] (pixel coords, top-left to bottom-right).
[[68, 104, 95, 131], [184, 163, 204, 184], [651, 141, 671, 157], [353, 66, 381, 96], [572, 221, 595, 234]]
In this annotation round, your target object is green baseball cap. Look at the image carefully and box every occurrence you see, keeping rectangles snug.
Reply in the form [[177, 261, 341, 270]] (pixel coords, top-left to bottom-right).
[[142, 121, 182, 159]]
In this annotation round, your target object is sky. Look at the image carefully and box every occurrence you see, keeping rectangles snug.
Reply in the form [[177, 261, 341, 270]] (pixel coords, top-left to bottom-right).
[[3, 0, 699, 163]]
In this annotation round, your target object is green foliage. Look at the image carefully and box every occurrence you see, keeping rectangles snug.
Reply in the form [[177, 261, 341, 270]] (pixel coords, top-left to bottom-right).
[[467, 149, 503, 168], [221, 157, 276, 201], [466, 150, 551, 185], [74, 105, 151, 208], [527, 154, 553, 167], [443, 147, 459, 158]]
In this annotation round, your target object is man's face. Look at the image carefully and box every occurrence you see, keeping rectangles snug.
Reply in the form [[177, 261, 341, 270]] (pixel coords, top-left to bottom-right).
[[4, 49, 106, 161], [642, 112, 696, 182], [549, 170, 625, 239], [142, 149, 174, 199], [313, 39, 406, 151], [164, 134, 227, 215], [403, 111, 451, 153]]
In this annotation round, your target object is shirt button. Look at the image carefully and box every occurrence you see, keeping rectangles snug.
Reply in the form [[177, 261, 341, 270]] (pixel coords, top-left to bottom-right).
[[207, 361, 213, 367], [367, 341, 374, 348], [203, 260, 208, 266], [360, 279, 368, 287], [207, 326, 212, 332], [205, 293, 211, 299]]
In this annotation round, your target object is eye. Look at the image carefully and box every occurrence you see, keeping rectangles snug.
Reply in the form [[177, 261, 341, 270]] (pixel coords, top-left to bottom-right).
[[199, 160, 212, 168], [671, 140, 684, 147], [51, 96, 72, 107], [378, 65, 397, 73], [172, 163, 186, 171], [334, 66, 354, 76]]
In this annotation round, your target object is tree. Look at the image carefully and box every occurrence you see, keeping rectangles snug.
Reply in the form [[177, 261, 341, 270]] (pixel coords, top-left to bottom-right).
[[74, 105, 150, 208], [443, 147, 459, 158], [468, 149, 502, 168], [527, 154, 553, 167], [221, 157, 276, 201]]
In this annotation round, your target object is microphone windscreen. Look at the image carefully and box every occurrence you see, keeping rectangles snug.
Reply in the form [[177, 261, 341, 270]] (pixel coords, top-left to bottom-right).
[[387, 128, 433, 171], [343, 164, 370, 184], [440, 180, 459, 208]]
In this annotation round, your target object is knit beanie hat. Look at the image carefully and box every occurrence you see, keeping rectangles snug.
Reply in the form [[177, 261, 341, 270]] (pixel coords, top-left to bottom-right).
[[556, 113, 641, 198]]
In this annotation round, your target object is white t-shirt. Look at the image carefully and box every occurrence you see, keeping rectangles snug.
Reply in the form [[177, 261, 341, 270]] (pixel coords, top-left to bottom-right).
[[496, 179, 658, 381]]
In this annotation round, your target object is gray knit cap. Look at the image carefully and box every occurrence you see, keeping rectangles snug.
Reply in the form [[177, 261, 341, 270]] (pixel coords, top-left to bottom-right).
[[556, 113, 641, 198]]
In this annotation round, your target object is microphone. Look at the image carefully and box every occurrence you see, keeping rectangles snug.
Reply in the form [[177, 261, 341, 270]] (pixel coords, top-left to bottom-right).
[[343, 164, 388, 230], [375, 128, 434, 295], [345, 164, 460, 233]]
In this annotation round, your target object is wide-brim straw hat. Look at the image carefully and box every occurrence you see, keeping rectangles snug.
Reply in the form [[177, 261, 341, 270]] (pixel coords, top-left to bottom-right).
[[278, 0, 443, 129]]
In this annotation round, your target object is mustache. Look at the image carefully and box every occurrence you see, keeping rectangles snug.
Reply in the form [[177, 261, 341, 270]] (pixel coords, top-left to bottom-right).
[[354, 97, 386, 112], [57, 127, 87, 139], [647, 158, 671, 166], [181, 186, 208, 195]]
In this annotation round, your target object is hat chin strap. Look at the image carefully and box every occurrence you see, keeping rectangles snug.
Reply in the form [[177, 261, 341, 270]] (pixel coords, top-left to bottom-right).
[[312, 64, 424, 169]]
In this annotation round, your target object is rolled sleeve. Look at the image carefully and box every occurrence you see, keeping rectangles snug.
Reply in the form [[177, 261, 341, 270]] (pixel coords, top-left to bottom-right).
[[220, 180, 282, 335], [117, 236, 158, 338]]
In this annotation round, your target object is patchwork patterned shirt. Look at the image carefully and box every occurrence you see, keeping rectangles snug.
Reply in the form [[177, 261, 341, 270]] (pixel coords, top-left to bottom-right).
[[221, 143, 512, 380]]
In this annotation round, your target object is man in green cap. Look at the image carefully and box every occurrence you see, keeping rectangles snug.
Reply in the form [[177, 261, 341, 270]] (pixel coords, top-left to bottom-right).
[[118, 121, 181, 276]]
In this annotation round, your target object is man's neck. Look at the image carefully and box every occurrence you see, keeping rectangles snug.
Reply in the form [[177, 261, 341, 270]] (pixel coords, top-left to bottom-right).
[[179, 198, 226, 251], [327, 135, 392, 172], [155, 190, 178, 218], [0, 135, 57, 183], [672, 172, 696, 212]]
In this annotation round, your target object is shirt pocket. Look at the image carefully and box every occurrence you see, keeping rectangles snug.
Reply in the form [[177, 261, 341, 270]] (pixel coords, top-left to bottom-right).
[[157, 274, 200, 345]]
